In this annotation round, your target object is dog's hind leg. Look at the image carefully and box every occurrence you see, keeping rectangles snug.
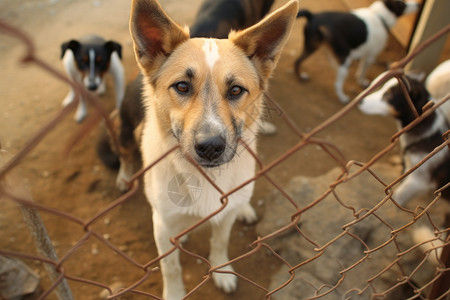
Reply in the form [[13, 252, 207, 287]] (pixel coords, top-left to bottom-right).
[[294, 50, 314, 81], [356, 56, 375, 88], [294, 26, 323, 81], [210, 212, 239, 293]]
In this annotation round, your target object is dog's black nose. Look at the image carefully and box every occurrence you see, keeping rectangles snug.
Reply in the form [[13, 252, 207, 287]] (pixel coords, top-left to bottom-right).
[[87, 84, 98, 91], [195, 136, 226, 161]]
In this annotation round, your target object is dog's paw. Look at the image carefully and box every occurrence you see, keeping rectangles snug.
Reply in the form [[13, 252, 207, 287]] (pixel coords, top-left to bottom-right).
[[258, 121, 277, 136], [237, 203, 258, 224], [74, 110, 86, 123], [337, 93, 350, 104], [116, 177, 130, 193], [213, 266, 237, 294]]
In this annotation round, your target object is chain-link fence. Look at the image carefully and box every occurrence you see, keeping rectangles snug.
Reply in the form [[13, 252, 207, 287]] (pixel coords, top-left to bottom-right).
[[0, 15, 449, 300]]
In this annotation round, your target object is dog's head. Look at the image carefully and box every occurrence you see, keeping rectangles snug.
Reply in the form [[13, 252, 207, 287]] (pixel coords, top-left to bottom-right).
[[371, 0, 419, 28], [61, 36, 122, 92], [359, 74, 431, 127], [130, 0, 298, 167], [382, 0, 420, 16]]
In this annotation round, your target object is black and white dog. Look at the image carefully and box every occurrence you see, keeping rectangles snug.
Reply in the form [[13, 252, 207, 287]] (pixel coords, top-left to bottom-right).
[[359, 73, 450, 205], [61, 34, 125, 123], [190, 0, 274, 38], [294, 0, 419, 103]]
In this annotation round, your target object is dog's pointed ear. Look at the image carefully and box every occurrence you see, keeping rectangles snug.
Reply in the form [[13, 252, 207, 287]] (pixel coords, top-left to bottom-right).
[[129, 0, 189, 73], [229, 0, 298, 79], [61, 40, 80, 59]]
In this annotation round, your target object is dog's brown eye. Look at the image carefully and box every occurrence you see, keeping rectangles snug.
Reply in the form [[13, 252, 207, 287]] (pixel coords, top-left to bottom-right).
[[230, 86, 242, 96], [173, 82, 191, 95], [228, 86, 245, 100]]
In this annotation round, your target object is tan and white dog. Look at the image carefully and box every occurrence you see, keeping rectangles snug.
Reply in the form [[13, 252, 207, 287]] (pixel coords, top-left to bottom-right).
[[129, 0, 298, 299]]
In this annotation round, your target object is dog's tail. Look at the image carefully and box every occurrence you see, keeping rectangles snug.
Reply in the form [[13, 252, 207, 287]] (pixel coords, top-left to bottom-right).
[[97, 110, 120, 170], [296, 9, 313, 21]]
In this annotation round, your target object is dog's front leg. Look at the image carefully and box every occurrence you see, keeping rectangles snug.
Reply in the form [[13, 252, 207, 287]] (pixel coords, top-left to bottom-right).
[[152, 211, 186, 300], [109, 51, 125, 110], [61, 83, 87, 123], [62, 87, 75, 107], [62, 52, 87, 122], [62, 88, 87, 123], [210, 211, 238, 293], [62, 89, 87, 123], [73, 99, 88, 123]]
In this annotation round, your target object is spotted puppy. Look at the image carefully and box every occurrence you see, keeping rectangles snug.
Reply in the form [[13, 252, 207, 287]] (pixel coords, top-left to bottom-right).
[[61, 34, 125, 122]]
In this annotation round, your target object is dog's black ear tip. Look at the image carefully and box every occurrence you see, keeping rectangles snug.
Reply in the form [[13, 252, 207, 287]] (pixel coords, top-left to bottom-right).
[[105, 41, 123, 59], [61, 39, 80, 56], [60, 41, 71, 59]]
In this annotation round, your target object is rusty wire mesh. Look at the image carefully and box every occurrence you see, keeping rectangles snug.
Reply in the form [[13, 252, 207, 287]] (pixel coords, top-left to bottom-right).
[[0, 17, 449, 300]]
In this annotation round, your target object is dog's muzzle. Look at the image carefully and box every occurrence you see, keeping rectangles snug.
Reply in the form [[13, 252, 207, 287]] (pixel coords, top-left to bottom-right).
[[87, 82, 98, 91], [195, 135, 226, 162], [184, 115, 238, 168]]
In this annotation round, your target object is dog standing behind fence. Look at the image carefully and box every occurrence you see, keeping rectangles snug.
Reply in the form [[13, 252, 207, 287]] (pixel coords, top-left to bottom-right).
[[294, 0, 419, 103], [359, 72, 450, 206], [128, 0, 298, 298], [61, 34, 125, 123], [97, 0, 276, 192]]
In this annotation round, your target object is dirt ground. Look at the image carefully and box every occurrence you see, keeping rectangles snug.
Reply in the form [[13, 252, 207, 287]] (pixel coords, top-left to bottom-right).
[[0, 0, 447, 299]]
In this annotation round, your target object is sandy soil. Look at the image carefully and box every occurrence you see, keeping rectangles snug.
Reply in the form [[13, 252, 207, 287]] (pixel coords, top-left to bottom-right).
[[0, 0, 443, 299]]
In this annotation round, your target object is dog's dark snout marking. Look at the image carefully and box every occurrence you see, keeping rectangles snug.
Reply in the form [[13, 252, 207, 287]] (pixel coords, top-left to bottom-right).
[[87, 83, 98, 91], [195, 136, 226, 161]]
